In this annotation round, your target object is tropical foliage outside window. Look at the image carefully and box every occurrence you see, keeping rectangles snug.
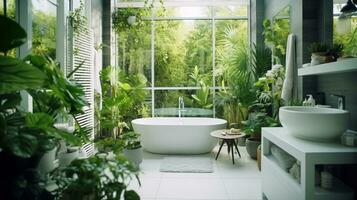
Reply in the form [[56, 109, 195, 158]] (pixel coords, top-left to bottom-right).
[[114, 5, 249, 119]]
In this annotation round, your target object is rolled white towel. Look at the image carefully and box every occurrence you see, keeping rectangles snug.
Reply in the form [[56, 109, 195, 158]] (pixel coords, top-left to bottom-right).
[[271, 145, 296, 171]]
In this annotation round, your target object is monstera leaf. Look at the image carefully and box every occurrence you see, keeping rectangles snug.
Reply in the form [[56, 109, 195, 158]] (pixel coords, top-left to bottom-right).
[[0, 56, 46, 94], [0, 15, 27, 53]]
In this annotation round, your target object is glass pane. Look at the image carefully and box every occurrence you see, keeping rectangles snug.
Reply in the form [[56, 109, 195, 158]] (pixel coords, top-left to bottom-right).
[[154, 89, 213, 117], [214, 5, 248, 17], [157, 6, 211, 18], [116, 8, 152, 86], [154, 20, 212, 87], [215, 20, 248, 85], [0, 0, 16, 19], [32, 0, 57, 59]]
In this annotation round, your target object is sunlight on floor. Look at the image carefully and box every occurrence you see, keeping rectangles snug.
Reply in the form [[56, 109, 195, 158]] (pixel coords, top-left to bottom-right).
[[129, 145, 262, 200]]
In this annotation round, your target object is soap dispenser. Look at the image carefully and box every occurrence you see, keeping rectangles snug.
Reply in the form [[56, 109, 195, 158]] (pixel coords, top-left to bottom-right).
[[306, 94, 316, 106]]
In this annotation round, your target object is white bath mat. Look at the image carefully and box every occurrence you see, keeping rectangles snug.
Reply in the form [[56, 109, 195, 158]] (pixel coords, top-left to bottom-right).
[[160, 157, 214, 173]]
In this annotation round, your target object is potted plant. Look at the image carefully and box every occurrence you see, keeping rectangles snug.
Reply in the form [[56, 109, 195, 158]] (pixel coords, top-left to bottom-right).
[[0, 15, 89, 199], [308, 43, 329, 65], [242, 112, 279, 159], [52, 155, 140, 200], [327, 43, 344, 61], [121, 131, 143, 168]]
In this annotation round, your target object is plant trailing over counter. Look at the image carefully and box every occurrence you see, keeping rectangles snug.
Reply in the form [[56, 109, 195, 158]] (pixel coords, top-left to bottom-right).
[[52, 155, 140, 200], [0, 15, 89, 199], [68, 0, 87, 35]]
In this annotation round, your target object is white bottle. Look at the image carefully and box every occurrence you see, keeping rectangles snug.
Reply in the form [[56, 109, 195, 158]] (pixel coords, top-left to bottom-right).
[[306, 94, 316, 106], [303, 98, 308, 106]]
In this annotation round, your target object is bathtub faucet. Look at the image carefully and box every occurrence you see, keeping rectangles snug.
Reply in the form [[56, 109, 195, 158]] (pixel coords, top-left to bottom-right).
[[178, 96, 186, 117]]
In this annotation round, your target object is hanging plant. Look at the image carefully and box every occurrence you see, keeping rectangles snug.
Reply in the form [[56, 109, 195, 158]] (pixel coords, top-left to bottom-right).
[[68, 0, 87, 35], [112, 0, 165, 33], [112, 8, 146, 33]]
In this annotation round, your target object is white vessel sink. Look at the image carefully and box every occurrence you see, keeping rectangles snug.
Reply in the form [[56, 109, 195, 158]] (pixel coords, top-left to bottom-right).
[[279, 106, 349, 142]]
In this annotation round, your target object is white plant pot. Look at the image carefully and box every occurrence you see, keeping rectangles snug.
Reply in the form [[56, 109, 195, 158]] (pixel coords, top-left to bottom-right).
[[124, 147, 143, 167], [58, 149, 79, 167], [37, 147, 58, 173], [311, 53, 326, 65]]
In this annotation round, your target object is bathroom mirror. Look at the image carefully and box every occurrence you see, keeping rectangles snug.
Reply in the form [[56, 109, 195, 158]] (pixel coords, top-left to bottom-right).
[[271, 6, 291, 65]]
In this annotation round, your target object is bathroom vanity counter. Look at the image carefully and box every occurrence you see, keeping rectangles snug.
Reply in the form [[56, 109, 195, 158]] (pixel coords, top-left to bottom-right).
[[261, 127, 357, 200]]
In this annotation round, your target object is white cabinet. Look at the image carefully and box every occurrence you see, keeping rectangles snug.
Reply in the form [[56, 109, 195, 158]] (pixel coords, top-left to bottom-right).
[[262, 127, 357, 200]]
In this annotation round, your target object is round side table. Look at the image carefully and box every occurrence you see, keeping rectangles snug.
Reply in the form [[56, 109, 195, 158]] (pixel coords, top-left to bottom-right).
[[210, 129, 245, 165]]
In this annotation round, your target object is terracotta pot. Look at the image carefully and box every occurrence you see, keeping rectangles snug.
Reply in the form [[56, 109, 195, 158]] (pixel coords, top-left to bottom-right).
[[246, 138, 261, 159], [257, 145, 261, 171]]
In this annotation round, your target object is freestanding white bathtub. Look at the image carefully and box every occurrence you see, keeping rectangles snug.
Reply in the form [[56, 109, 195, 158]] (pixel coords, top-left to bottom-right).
[[132, 117, 227, 154]]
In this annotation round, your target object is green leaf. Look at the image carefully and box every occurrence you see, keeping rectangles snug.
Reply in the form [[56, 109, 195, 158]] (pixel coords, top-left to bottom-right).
[[124, 190, 140, 200], [0, 93, 21, 111], [0, 56, 47, 94], [25, 113, 54, 129], [0, 16, 27, 52], [5, 133, 38, 158]]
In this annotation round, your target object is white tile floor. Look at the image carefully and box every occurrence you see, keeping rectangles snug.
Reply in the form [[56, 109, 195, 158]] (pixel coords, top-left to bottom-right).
[[129, 145, 262, 200]]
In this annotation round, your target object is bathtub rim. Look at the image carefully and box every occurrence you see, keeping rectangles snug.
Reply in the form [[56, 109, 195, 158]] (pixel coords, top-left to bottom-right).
[[132, 117, 227, 127]]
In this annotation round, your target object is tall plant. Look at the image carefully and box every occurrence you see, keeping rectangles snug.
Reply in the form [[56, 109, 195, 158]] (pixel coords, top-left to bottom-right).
[[100, 66, 148, 139], [216, 23, 272, 126]]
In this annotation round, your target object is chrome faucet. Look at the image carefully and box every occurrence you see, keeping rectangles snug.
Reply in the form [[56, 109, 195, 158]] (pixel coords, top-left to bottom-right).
[[331, 94, 345, 110], [178, 96, 186, 117]]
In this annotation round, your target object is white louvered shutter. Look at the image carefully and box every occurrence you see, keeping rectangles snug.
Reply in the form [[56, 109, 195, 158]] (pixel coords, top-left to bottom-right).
[[67, 22, 95, 157]]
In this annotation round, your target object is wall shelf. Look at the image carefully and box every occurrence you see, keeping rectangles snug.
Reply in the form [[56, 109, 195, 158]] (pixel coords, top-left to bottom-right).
[[298, 58, 357, 76]]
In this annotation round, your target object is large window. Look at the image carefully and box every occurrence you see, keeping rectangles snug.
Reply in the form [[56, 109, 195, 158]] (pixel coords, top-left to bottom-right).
[[333, 2, 357, 57], [32, 0, 57, 59], [115, 1, 249, 117]]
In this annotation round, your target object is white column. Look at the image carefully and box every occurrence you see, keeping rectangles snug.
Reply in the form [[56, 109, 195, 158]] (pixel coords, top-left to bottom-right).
[[16, 0, 33, 112], [57, 0, 68, 73]]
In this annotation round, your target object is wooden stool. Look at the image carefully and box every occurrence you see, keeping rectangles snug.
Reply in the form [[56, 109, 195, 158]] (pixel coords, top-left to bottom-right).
[[210, 129, 245, 165]]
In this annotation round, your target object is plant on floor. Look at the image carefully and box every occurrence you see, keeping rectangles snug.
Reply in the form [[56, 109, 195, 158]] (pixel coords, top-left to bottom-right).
[[242, 112, 279, 159], [0, 15, 89, 199], [99, 66, 148, 139], [120, 131, 143, 167], [215, 41, 271, 127], [52, 155, 140, 200]]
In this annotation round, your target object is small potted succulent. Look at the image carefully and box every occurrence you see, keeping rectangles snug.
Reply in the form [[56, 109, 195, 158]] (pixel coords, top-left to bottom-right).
[[308, 43, 329, 65], [242, 112, 278, 159], [121, 131, 143, 168]]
